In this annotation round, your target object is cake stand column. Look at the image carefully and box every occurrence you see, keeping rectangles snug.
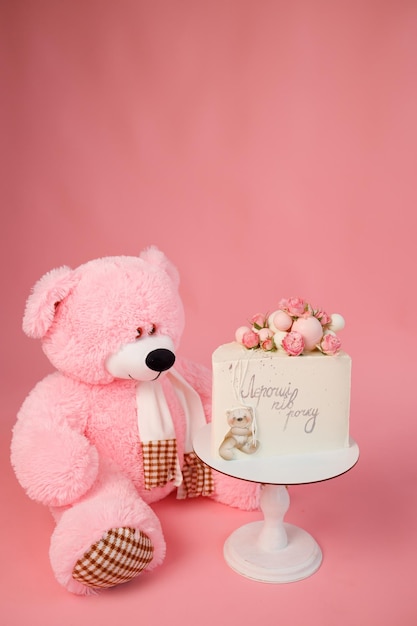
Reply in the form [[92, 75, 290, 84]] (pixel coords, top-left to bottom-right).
[[256, 484, 290, 551], [223, 483, 323, 583]]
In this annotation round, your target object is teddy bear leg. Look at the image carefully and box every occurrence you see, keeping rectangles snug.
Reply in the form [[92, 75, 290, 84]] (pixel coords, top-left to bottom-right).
[[49, 459, 165, 594], [218, 436, 237, 460]]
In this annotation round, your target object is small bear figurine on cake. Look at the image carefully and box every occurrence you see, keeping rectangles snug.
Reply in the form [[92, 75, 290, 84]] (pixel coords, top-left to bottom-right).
[[11, 247, 260, 595], [218, 407, 258, 460]]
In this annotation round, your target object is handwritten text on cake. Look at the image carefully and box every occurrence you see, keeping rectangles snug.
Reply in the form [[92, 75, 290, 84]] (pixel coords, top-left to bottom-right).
[[239, 374, 319, 433]]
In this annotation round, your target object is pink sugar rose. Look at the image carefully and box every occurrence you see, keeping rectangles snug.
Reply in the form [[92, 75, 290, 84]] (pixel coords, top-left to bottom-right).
[[242, 330, 260, 349], [314, 309, 331, 326], [285, 297, 307, 318], [320, 333, 342, 355], [258, 327, 274, 351], [261, 338, 274, 351], [282, 331, 305, 356], [251, 313, 266, 329]]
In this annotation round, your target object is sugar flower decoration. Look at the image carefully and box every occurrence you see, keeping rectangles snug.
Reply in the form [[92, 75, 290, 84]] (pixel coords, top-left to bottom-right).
[[235, 298, 344, 356]]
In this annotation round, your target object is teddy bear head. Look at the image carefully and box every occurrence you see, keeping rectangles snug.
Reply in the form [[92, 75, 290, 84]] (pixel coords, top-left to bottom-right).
[[22, 247, 185, 385], [226, 407, 254, 428]]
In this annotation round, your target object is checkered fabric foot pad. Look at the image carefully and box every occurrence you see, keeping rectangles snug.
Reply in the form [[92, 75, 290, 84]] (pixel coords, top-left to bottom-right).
[[72, 527, 154, 589]]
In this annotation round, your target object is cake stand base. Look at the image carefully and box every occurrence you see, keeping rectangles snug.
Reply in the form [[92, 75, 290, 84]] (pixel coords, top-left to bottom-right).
[[224, 521, 322, 583], [223, 483, 322, 583]]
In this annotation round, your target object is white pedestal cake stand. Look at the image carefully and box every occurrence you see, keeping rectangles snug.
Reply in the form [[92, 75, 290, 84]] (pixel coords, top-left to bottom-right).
[[193, 423, 359, 584]]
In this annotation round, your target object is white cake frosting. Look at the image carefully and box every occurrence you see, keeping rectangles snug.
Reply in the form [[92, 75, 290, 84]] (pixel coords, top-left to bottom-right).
[[211, 298, 351, 459]]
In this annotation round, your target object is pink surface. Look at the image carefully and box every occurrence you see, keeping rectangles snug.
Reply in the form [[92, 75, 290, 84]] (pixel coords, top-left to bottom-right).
[[1, 1, 416, 624]]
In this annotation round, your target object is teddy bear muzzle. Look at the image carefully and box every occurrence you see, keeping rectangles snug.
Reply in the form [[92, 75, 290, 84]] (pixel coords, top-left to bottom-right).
[[105, 335, 177, 381]]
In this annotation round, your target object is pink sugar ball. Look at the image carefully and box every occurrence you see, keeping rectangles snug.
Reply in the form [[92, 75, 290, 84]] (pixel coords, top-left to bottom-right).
[[292, 316, 323, 351], [235, 326, 251, 343], [273, 310, 293, 331], [258, 327, 273, 341]]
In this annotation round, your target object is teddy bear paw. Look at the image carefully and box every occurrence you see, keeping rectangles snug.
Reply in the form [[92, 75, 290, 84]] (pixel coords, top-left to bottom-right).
[[72, 527, 154, 589]]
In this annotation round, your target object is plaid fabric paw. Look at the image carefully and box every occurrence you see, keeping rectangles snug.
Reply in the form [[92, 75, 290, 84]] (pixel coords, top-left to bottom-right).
[[72, 527, 153, 589]]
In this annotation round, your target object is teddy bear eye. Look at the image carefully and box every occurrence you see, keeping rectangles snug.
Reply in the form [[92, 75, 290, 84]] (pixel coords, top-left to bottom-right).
[[148, 324, 156, 335], [135, 327, 143, 339]]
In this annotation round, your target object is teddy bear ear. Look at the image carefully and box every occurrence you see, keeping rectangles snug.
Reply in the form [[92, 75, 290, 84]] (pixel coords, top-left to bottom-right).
[[22, 266, 79, 339], [139, 245, 180, 288]]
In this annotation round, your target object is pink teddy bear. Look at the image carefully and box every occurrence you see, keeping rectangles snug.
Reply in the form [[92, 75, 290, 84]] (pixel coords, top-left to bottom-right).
[[11, 247, 259, 595]]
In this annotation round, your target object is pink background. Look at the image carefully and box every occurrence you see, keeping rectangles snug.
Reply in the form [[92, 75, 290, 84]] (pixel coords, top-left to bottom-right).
[[1, 1, 416, 624]]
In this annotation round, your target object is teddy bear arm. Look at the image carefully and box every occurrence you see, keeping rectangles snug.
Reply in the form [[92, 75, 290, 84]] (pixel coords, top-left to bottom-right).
[[11, 419, 100, 507], [11, 376, 99, 507]]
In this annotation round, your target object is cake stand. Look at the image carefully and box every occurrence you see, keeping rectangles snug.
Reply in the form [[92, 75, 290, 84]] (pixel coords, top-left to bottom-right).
[[193, 423, 359, 583]]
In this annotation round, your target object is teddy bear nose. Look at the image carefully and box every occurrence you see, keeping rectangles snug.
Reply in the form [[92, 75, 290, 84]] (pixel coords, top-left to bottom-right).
[[145, 349, 176, 372]]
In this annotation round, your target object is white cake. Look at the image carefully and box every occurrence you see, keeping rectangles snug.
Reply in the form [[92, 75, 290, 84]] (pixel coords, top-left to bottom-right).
[[211, 298, 351, 460]]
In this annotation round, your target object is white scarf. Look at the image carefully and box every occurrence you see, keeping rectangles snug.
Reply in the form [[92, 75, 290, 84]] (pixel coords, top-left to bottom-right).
[[136, 368, 207, 488]]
